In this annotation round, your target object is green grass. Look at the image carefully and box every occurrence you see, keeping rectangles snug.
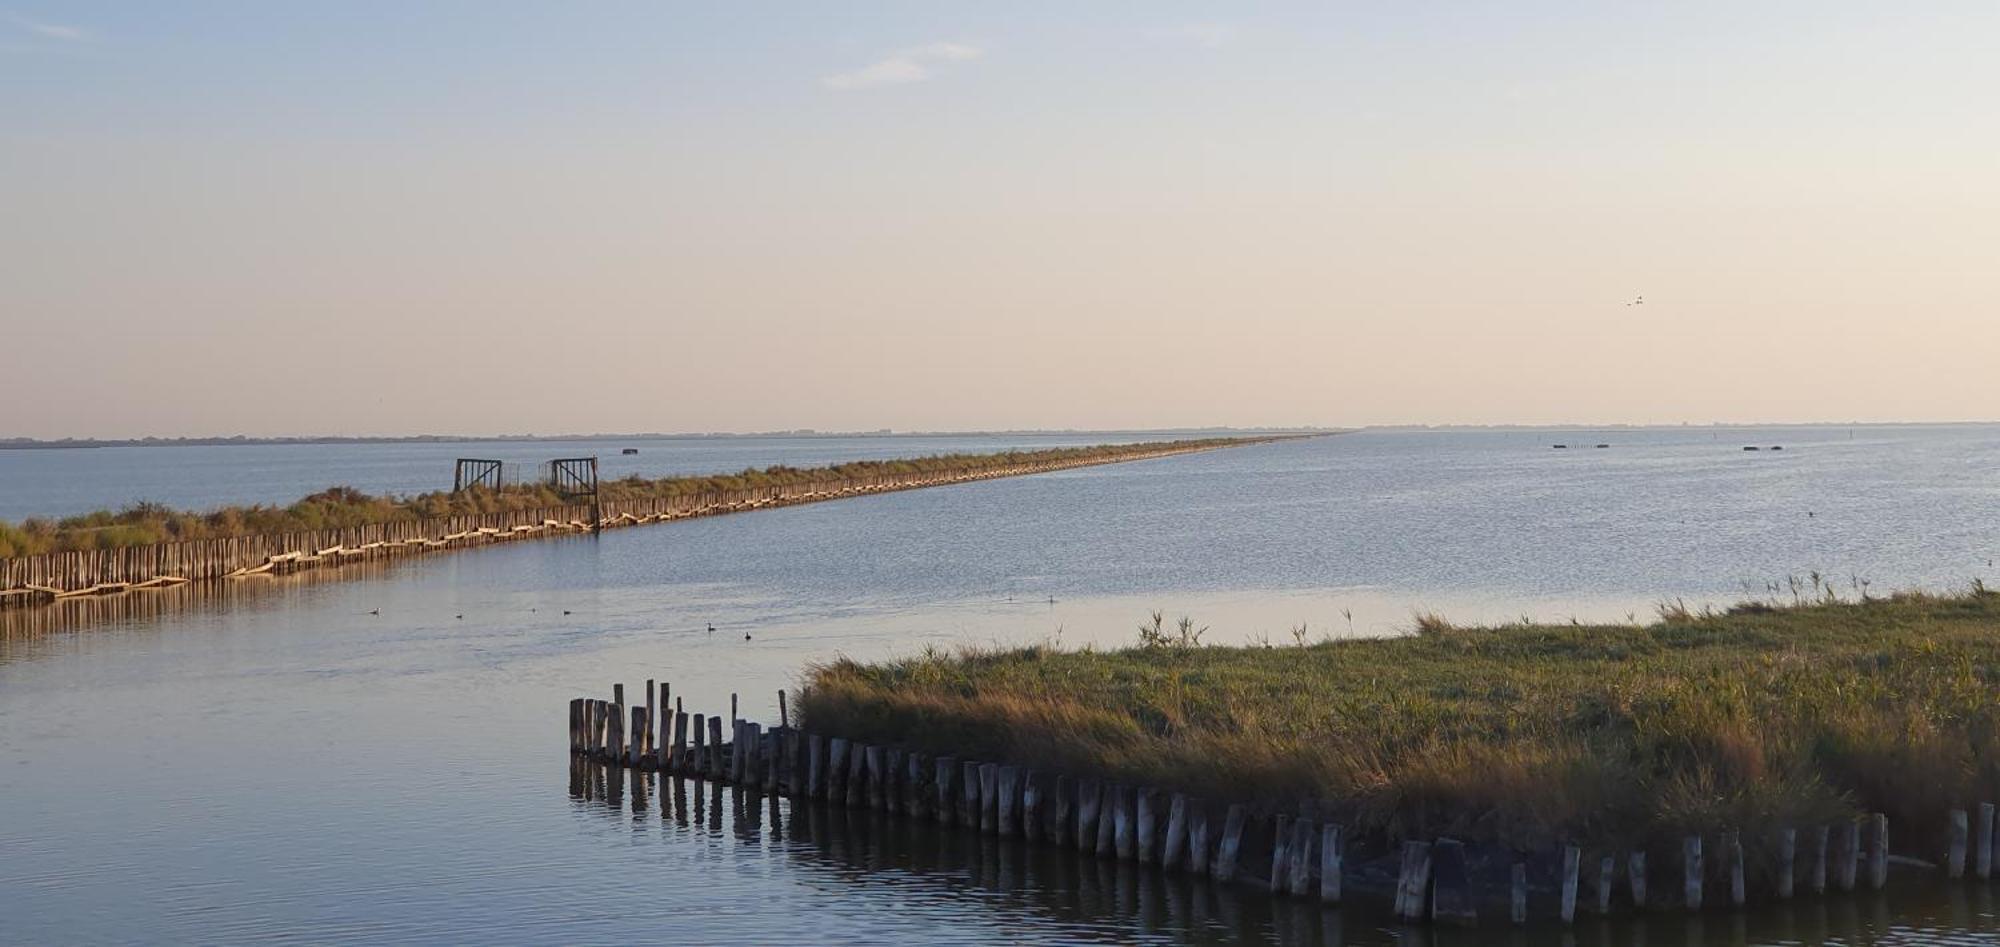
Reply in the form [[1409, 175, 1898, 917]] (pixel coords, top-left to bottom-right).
[[801, 586, 2000, 863], [0, 437, 1271, 557]]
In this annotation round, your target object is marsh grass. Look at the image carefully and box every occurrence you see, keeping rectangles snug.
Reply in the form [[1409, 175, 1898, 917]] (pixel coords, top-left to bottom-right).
[[802, 587, 2000, 865], [0, 438, 1263, 557]]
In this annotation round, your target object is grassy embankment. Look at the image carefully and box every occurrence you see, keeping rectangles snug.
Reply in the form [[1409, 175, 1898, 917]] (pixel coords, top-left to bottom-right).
[[802, 585, 2000, 870], [0, 437, 1266, 557]]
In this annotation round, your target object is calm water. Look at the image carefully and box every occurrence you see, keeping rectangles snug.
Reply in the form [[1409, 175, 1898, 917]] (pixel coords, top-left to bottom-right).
[[5, 426, 2000, 945]]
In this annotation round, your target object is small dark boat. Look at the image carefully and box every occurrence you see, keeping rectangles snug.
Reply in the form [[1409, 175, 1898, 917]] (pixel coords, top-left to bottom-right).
[[1552, 444, 1568, 449], [1743, 446, 1761, 451], [1770, 446, 1784, 451], [621, 448, 639, 455]]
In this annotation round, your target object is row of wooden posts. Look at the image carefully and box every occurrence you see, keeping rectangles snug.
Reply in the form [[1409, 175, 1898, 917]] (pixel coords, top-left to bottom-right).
[[568, 680, 1986, 928], [1, 442, 1232, 608]]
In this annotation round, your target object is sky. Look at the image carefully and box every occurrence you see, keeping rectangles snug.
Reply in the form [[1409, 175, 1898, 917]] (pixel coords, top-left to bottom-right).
[[3, 2, 1997, 438]]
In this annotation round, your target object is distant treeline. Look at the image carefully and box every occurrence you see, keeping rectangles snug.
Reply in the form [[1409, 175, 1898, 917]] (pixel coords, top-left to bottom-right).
[[0, 438, 1273, 557]]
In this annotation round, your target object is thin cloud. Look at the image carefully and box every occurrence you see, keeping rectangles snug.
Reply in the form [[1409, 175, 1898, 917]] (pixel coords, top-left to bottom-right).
[[7, 13, 88, 41], [822, 42, 982, 91]]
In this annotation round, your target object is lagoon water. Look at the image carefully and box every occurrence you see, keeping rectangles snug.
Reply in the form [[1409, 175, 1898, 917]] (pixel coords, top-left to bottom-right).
[[5, 426, 2000, 944]]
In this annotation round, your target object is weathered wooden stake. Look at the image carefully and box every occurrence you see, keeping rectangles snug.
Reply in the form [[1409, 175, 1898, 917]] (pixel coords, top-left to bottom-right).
[[568, 698, 583, 752], [1095, 784, 1117, 856], [865, 745, 888, 811], [1395, 841, 1433, 922], [1598, 854, 1615, 915], [1835, 821, 1859, 891], [1020, 771, 1044, 842], [1811, 824, 1831, 894], [978, 763, 999, 835], [1287, 819, 1317, 898], [1430, 837, 1475, 926], [1979, 802, 1995, 880], [730, 692, 737, 725], [1134, 788, 1159, 864], [1075, 779, 1101, 850], [845, 742, 868, 809], [1213, 804, 1247, 883], [1268, 815, 1292, 892], [1319, 824, 1343, 903], [1949, 808, 1969, 879], [934, 756, 958, 824], [1112, 786, 1136, 860], [996, 766, 1020, 835], [907, 753, 931, 820], [960, 761, 982, 827], [706, 715, 723, 778], [1629, 850, 1648, 908], [1683, 836, 1703, 911], [825, 737, 848, 799], [1052, 775, 1075, 846], [1866, 813, 1889, 889], [1511, 863, 1529, 924], [778, 689, 788, 729], [1161, 794, 1189, 870], [1189, 805, 1213, 877], [630, 705, 647, 767], [1728, 832, 1746, 907], [607, 703, 625, 764], [613, 682, 624, 707], [1559, 844, 1580, 923], [1777, 827, 1796, 899], [690, 713, 706, 775]]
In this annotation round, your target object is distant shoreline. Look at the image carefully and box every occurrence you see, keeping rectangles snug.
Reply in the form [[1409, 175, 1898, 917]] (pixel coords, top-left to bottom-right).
[[0, 428, 1334, 452]]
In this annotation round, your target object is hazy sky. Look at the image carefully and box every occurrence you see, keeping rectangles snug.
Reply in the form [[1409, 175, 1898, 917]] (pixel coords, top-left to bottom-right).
[[4, 2, 1997, 437]]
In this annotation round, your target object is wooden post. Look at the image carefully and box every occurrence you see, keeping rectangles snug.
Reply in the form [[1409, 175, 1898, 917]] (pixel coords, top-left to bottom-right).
[[730, 692, 737, 725], [1597, 854, 1615, 915], [978, 763, 999, 835], [1777, 827, 1796, 899], [1683, 836, 1703, 911], [568, 691, 584, 751], [1511, 863, 1529, 924], [613, 682, 624, 707], [1395, 841, 1433, 922], [644, 679, 655, 758], [690, 713, 706, 775], [826, 738, 849, 801], [1189, 805, 1213, 877], [1075, 779, 1101, 850], [996, 766, 1020, 836], [761, 729, 779, 793], [1162, 793, 1190, 871], [1629, 850, 1648, 909], [1111, 785, 1135, 860], [1052, 775, 1075, 846], [1560, 844, 1580, 923], [1267, 815, 1292, 892], [907, 753, 932, 820], [960, 761, 982, 828], [1728, 832, 1745, 907], [1835, 820, 1859, 891], [1949, 808, 1969, 879], [865, 745, 888, 811], [805, 733, 826, 798], [1134, 788, 1159, 864], [845, 742, 867, 809], [630, 705, 647, 768], [1867, 813, 1889, 889], [703, 715, 721, 778], [934, 756, 958, 824], [1979, 802, 1995, 881], [778, 689, 788, 729], [1430, 837, 1474, 925], [1287, 819, 1317, 899], [607, 703, 625, 765], [1319, 824, 1343, 903], [1212, 804, 1247, 883], [1811, 824, 1830, 894], [1021, 771, 1044, 842]]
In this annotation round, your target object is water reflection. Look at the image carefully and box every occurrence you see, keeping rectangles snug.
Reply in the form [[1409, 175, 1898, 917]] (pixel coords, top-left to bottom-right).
[[565, 757, 2000, 946]]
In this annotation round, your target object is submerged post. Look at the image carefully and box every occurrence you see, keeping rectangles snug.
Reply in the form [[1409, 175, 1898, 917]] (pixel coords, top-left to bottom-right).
[[1319, 824, 1343, 903], [1511, 863, 1529, 924], [1629, 850, 1648, 908], [1867, 813, 1889, 889], [1777, 827, 1796, 899], [1683, 836, 1703, 911], [1980, 802, 1995, 881], [1950, 808, 1970, 879], [1560, 845, 1580, 923], [1395, 841, 1434, 922], [1213, 804, 1247, 883]]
